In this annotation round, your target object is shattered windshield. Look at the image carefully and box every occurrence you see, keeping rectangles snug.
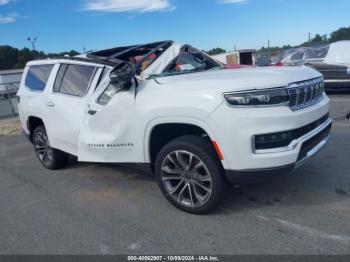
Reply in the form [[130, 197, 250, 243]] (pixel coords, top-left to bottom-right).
[[153, 46, 223, 78]]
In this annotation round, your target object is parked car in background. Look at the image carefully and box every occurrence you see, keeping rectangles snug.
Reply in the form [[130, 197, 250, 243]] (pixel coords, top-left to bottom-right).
[[281, 41, 350, 92], [281, 46, 328, 66], [18, 41, 331, 213], [306, 41, 350, 92]]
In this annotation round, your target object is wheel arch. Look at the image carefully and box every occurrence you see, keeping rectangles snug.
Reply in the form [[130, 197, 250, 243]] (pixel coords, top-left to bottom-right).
[[27, 116, 45, 142], [144, 117, 225, 166]]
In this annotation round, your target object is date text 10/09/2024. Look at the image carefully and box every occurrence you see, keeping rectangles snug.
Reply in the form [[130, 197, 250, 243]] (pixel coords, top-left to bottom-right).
[[127, 256, 219, 261]]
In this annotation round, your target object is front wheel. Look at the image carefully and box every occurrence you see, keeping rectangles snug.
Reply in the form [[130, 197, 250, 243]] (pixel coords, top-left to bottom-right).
[[155, 135, 227, 214]]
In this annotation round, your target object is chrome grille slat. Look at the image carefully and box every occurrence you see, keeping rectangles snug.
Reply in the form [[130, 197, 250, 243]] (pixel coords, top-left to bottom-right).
[[305, 86, 312, 103], [287, 77, 324, 111], [298, 87, 305, 105]]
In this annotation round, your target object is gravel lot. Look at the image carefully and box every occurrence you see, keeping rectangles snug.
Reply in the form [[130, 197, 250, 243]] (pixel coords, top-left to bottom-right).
[[0, 95, 349, 255], [0, 99, 16, 118]]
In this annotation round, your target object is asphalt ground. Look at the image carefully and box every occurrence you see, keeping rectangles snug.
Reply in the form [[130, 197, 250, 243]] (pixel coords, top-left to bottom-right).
[[0, 95, 349, 255]]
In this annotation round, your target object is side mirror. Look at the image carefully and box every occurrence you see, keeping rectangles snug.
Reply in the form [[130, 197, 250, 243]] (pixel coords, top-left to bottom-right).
[[110, 62, 135, 84]]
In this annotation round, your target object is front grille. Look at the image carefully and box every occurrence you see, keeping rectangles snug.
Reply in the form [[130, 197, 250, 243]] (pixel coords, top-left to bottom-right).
[[288, 77, 324, 111]]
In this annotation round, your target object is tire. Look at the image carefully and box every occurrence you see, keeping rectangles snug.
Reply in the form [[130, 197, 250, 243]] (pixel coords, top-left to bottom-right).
[[155, 135, 227, 214], [32, 125, 69, 170]]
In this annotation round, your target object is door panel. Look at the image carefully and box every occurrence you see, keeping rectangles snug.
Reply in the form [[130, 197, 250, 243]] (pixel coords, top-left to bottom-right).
[[78, 84, 143, 163], [45, 94, 87, 155]]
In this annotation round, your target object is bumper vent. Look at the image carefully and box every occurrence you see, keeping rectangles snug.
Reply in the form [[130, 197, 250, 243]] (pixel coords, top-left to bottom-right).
[[255, 113, 330, 150], [288, 77, 324, 111]]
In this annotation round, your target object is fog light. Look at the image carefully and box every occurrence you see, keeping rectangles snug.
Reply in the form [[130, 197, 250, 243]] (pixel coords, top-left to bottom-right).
[[255, 131, 294, 150]]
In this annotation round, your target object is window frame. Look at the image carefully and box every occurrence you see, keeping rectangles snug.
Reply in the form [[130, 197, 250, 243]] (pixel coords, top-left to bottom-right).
[[53, 63, 98, 98], [160, 45, 223, 77], [25, 64, 54, 92]]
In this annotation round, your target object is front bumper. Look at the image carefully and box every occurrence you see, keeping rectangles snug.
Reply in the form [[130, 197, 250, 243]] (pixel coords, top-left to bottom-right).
[[224, 123, 331, 183], [208, 94, 331, 171]]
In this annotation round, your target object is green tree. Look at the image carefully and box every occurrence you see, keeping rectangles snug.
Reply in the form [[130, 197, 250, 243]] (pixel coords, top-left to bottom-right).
[[207, 47, 226, 55], [329, 27, 350, 42], [15, 48, 39, 68], [0, 47, 80, 70], [0, 46, 19, 70], [310, 34, 324, 45]]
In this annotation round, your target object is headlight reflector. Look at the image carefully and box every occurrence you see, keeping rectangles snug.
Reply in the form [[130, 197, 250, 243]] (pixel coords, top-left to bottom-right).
[[224, 89, 289, 106]]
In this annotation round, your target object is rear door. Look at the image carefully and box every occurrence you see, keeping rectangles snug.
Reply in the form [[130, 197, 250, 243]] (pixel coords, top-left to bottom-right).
[[44, 62, 102, 155]]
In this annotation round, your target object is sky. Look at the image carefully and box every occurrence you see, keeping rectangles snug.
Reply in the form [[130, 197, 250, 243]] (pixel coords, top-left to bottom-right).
[[0, 0, 350, 53]]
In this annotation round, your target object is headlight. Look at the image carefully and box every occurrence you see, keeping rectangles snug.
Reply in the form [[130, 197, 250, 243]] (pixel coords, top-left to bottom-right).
[[224, 89, 289, 106]]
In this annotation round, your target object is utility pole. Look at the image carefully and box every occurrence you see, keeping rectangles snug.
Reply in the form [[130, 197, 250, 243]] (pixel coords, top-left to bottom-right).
[[82, 45, 86, 53], [27, 37, 37, 51], [268, 40, 270, 49], [308, 32, 311, 46]]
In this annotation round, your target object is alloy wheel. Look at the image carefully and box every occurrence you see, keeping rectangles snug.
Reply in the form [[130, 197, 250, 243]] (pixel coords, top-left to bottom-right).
[[33, 131, 53, 167], [161, 150, 213, 208]]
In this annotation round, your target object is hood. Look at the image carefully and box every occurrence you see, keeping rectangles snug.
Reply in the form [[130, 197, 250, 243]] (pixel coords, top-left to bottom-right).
[[224, 64, 253, 69], [154, 66, 321, 93]]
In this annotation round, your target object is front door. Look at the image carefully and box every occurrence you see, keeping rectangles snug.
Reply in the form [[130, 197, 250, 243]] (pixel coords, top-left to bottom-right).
[[77, 72, 143, 163]]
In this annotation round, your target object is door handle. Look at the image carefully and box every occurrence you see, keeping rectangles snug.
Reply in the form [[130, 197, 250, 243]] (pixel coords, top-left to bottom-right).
[[46, 101, 55, 107], [88, 110, 97, 115]]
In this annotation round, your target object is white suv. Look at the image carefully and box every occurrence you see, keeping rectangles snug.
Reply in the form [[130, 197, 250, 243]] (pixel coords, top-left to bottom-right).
[[18, 41, 332, 213]]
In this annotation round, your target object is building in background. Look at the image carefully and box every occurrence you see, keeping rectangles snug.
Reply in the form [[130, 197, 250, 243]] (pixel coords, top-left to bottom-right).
[[0, 69, 23, 98], [211, 49, 257, 65], [0, 69, 22, 118]]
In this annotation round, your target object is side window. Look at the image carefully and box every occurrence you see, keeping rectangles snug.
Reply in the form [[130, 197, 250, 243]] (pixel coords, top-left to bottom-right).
[[54, 64, 96, 97], [25, 65, 54, 91], [168, 51, 208, 74]]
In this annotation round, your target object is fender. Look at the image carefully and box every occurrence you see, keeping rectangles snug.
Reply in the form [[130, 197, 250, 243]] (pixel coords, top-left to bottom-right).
[[143, 116, 227, 167]]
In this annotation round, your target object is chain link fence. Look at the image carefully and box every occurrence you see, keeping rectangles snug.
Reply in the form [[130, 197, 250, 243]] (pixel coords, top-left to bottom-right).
[[0, 82, 19, 119]]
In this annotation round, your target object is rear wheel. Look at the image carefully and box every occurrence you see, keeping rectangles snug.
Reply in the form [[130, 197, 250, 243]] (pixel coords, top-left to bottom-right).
[[155, 135, 226, 214], [33, 125, 69, 170]]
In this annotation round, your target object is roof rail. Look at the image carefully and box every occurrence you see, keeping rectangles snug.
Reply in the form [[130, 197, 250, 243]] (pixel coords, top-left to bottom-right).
[[53, 56, 124, 67]]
